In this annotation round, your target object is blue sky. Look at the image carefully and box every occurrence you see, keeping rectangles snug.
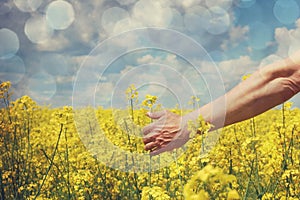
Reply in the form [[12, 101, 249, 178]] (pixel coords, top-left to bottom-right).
[[0, 0, 300, 109]]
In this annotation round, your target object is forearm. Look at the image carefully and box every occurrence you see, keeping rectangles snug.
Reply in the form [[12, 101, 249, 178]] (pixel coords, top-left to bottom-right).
[[188, 56, 300, 130], [143, 53, 300, 155]]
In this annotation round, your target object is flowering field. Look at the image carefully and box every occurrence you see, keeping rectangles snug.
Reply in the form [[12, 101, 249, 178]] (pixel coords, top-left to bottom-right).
[[1, 81, 299, 200]]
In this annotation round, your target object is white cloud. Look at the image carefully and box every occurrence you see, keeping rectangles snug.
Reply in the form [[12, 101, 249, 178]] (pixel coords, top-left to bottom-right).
[[221, 25, 249, 50], [137, 54, 154, 64], [107, 0, 177, 35], [136, 54, 185, 73], [17, 0, 265, 108], [70, 47, 260, 108], [274, 18, 300, 58], [179, 55, 258, 97], [219, 56, 256, 75], [132, 0, 173, 27], [73, 53, 199, 108], [112, 18, 142, 34], [206, 7, 231, 35], [274, 27, 291, 57], [24, 0, 106, 52], [56, 75, 74, 84], [102, 7, 130, 34], [115, 0, 138, 6], [216, 56, 257, 88], [205, 0, 233, 10], [229, 26, 249, 44], [172, 0, 204, 9], [14, 0, 42, 12], [120, 65, 134, 75], [184, 6, 210, 34], [71, 0, 106, 44], [27, 0, 240, 57], [36, 33, 70, 51]]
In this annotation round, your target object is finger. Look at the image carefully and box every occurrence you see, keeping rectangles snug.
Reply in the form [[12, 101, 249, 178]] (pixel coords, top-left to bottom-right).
[[144, 141, 160, 151], [150, 142, 176, 156], [143, 131, 160, 144], [146, 110, 166, 120], [143, 134, 155, 144], [142, 124, 155, 135]]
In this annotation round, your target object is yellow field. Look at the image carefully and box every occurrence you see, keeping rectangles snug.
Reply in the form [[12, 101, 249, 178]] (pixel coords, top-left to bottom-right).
[[1, 81, 299, 200]]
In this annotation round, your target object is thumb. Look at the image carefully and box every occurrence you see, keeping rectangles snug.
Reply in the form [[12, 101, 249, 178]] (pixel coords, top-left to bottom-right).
[[146, 110, 166, 120]]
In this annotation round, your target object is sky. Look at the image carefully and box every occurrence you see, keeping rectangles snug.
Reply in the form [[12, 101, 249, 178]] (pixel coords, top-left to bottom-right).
[[0, 0, 300, 109]]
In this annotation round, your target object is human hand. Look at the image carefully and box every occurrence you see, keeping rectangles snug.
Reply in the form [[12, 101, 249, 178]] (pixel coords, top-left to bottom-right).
[[142, 110, 191, 156]]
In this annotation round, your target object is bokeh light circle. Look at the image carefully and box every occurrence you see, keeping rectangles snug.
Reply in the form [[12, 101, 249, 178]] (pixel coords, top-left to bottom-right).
[[184, 6, 210, 34], [13, 0, 42, 12], [27, 72, 57, 102], [73, 28, 226, 172], [46, 0, 75, 30], [116, 0, 138, 6], [205, 0, 232, 11], [132, 0, 173, 27], [24, 15, 54, 44], [0, 56, 25, 84], [169, 8, 184, 30], [0, 28, 19, 59], [206, 7, 230, 35], [273, 0, 300, 25], [102, 7, 130, 34], [113, 18, 140, 34]]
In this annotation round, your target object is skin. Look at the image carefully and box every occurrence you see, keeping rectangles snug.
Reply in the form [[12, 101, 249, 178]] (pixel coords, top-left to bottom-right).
[[143, 51, 300, 156]]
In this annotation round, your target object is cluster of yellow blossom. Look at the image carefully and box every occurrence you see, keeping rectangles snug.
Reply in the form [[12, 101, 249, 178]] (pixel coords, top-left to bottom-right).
[[141, 186, 171, 200], [184, 165, 239, 200], [0, 82, 299, 199], [142, 94, 158, 109]]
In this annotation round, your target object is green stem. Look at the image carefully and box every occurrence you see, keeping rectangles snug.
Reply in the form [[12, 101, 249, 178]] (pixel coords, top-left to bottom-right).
[[34, 123, 64, 199], [282, 103, 285, 129], [149, 155, 152, 187], [173, 151, 184, 199], [0, 169, 4, 200], [243, 160, 254, 200], [64, 126, 71, 200], [130, 98, 134, 121]]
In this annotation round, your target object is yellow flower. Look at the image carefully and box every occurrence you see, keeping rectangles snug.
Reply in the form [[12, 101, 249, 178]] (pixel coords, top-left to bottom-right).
[[227, 190, 240, 200], [141, 186, 170, 200], [0, 81, 11, 89], [142, 94, 157, 108], [126, 84, 138, 100], [186, 190, 209, 200], [262, 193, 273, 200], [242, 74, 251, 81]]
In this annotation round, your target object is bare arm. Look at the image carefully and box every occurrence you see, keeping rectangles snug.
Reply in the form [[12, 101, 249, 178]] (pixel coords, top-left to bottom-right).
[[143, 52, 300, 155], [189, 55, 300, 131]]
